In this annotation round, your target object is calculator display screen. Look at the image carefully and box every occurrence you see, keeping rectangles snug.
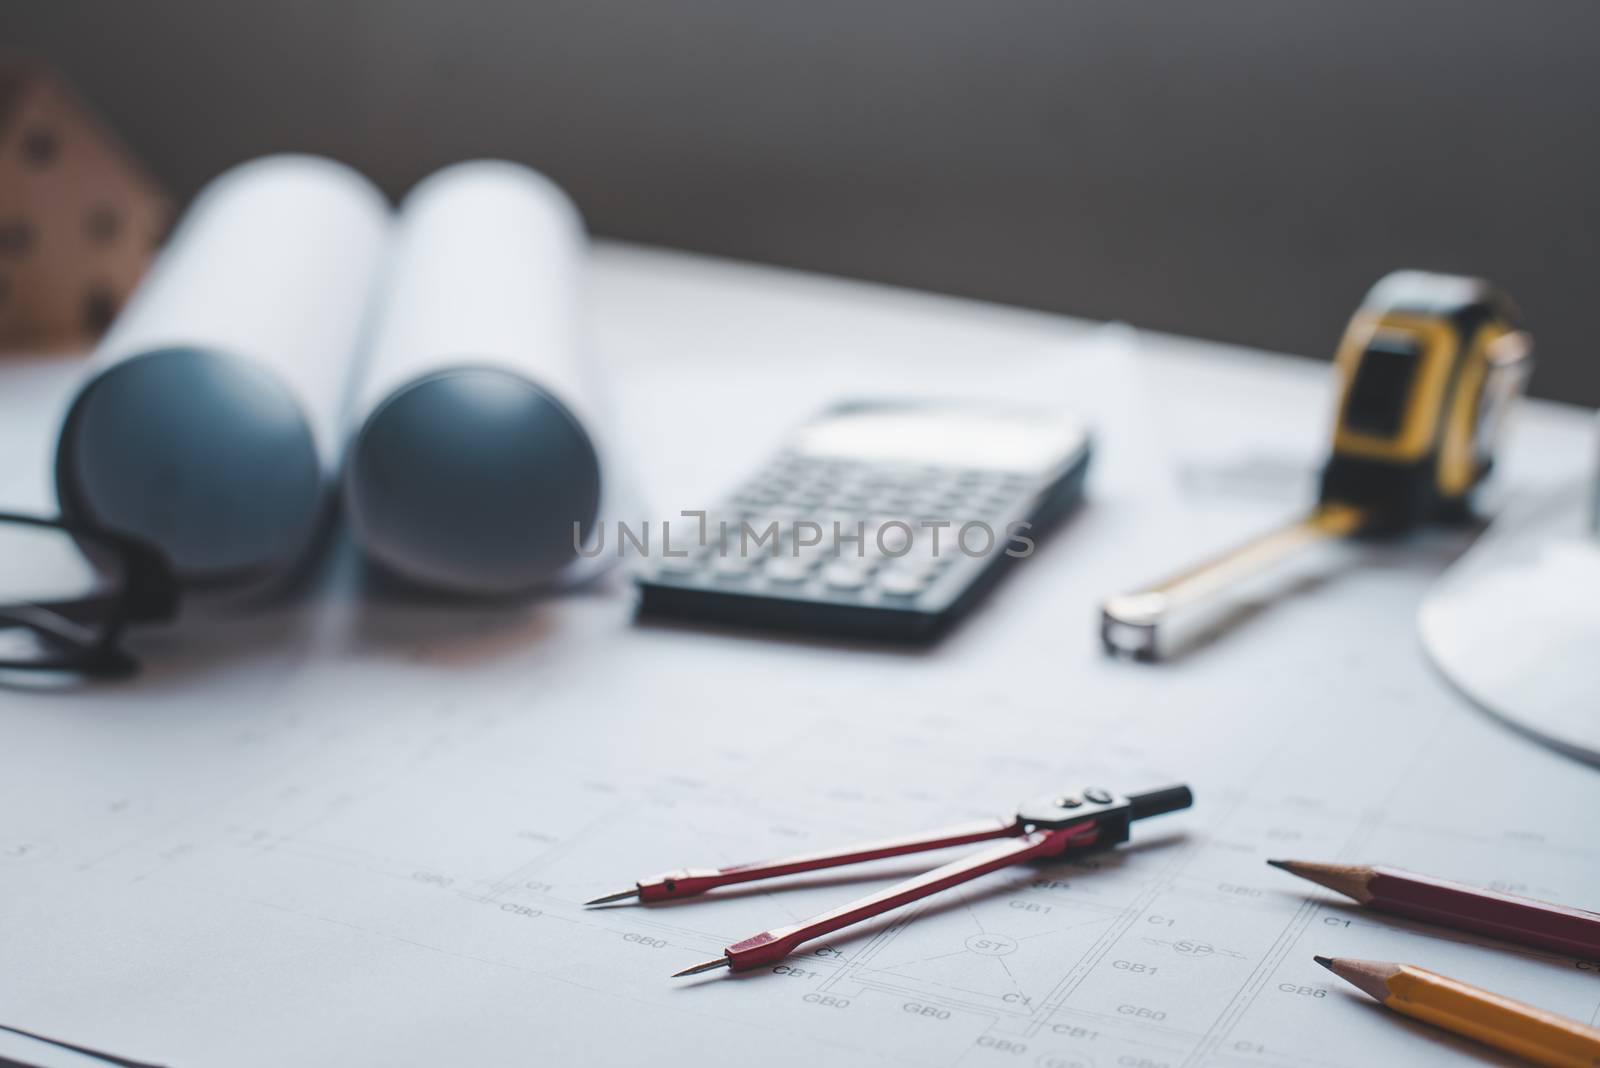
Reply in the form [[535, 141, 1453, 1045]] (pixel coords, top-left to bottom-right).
[[791, 406, 1088, 473]]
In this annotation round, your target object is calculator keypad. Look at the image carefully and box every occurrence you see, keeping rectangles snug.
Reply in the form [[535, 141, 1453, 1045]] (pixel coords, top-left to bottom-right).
[[648, 453, 1035, 607]]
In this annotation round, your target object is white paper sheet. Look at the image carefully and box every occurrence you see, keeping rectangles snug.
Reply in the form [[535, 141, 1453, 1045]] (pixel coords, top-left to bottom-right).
[[343, 160, 616, 593], [97, 154, 390, 467], [53, 155, 390, 584], [347, 161, 590, 431], [2, 244, 1597, 1068]]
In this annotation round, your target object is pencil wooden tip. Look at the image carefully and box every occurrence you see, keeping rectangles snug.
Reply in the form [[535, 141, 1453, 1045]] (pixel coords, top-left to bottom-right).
[[1318, 957, 1399, 1002], [1264, 860, 1375, 904]]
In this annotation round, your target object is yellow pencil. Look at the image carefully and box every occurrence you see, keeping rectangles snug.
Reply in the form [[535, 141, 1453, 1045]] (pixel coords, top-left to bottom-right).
[[1316, 956, 1600, 1068]]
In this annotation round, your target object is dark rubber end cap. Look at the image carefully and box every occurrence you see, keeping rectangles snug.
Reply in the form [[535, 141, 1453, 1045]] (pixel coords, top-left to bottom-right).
[[345, 366, 602, 596], [55, 346, 322, 587]]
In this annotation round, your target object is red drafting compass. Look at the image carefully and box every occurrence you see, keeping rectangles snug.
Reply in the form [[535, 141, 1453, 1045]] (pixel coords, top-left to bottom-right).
[[586, 783, 1193, 977]]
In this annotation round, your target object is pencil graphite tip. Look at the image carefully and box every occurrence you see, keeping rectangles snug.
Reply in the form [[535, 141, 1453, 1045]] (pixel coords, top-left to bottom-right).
[[1266, 859, 1293, 871], [672, 956, 731, 978], [584, 888, 640, 907], [1313, 955, 1334, 970]]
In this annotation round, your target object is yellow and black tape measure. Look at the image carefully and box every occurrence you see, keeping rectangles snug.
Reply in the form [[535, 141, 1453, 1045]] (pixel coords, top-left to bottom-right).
[[1102, 269, 1533, 660], [1320, 270, 1531, 530]]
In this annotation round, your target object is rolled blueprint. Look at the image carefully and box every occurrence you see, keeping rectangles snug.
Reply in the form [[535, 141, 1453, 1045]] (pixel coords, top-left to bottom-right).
[[343, 160, 606, 596], [54, 155, 390, 587]]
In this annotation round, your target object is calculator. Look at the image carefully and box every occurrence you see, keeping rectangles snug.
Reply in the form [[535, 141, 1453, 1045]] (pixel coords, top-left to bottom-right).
[[635, 401, 1092, 640]]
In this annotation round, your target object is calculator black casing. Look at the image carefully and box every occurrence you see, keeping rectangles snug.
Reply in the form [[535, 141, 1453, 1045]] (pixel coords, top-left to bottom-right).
[[634, 402, 1092, 642]]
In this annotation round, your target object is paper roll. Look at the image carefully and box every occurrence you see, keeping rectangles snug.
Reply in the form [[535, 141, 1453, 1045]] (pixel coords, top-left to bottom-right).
[[344, 160, 606, 596], [54, 154, 390, 587]]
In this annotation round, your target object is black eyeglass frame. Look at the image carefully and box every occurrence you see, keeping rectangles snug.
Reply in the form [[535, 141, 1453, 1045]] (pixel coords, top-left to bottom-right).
[[0, 512, 178, 676]]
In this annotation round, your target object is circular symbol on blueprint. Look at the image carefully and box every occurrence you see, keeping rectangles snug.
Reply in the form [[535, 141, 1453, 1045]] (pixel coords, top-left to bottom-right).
[[964, 932, 1018, 956]]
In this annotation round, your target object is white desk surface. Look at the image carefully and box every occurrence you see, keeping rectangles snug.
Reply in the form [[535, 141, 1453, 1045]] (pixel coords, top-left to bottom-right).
[[0, 242, 1596, 1068]]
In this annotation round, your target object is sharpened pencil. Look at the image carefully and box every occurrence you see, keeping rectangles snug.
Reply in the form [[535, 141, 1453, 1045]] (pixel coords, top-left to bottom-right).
[[1269, 860, 1600, 960], [1317, 956, 1600, 1068]]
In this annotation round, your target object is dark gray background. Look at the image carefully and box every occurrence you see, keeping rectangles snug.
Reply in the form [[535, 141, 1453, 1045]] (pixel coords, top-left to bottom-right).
[[6, 0, 1597, 403]]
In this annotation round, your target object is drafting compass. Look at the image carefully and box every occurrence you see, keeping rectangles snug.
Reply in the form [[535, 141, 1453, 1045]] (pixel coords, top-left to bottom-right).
[[586, 783, 1192, 976], [1101, 270, 1533, 660]]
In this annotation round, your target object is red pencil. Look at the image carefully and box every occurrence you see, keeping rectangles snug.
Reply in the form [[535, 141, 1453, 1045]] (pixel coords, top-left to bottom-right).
[[1268, 860, 1600, 960]]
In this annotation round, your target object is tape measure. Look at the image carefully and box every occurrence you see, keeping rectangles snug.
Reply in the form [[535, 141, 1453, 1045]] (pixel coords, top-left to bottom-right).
[[1102, 269, 1533, 661]]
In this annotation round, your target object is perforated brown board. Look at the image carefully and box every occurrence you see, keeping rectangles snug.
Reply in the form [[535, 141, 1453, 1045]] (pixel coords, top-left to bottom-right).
[[0, 65, 171, 351]]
